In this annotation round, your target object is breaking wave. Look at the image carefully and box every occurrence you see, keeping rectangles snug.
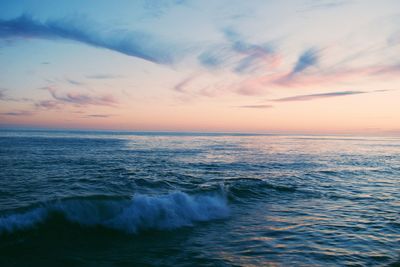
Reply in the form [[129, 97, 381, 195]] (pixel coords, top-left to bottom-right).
[[0, 191, 229, 234]]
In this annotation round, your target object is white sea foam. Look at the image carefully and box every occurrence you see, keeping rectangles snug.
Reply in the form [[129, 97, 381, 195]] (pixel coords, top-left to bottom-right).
[[0, 207, 48, 233], [106, 191, 229, 232], [0, 191, 230, 234]]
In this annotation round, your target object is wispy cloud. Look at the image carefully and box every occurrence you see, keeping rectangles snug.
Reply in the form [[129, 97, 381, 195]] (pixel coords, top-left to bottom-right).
[[34, 100, 60, 110], [225, 28, 279, 74], [236, 59, 400, 95], [142, 0, 188, 18], [0, 14, 177, 64], [197, 28, 279, 74], [273, 90, 366, 102], [197, 39, 242, 71], [66, 79, 84, 86], [197, 47, 227, 69], [45, 87, 117, 106], [236, 89, 391, 108], [84, 114, 113, 118], [299, 0, 351, 12], [219, 47, 321, 95], [86, 74, 122, 79], [372, 64, 400, 76], [236, 104, 273, 109], [292, 48, 319, 75], [173, 74, 197, 93], [0, 89, 32, 102], [0, 110, 33, 116], [171, 73, 228, 99], [275, 63, 400, 88]]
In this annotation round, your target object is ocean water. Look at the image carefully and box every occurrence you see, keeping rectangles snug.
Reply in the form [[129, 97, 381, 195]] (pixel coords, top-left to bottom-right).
[[0, 130, 399, 267]]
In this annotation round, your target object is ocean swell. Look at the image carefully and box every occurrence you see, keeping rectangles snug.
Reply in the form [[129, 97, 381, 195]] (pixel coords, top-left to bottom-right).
[[0, 191, 229, 234]]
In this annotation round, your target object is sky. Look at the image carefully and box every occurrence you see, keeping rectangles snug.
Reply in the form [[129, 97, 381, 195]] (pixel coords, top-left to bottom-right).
[[0, 0, 399, 134]]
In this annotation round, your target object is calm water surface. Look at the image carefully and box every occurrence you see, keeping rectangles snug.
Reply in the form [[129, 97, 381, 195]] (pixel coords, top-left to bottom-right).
[[0, 130, 399, 266]]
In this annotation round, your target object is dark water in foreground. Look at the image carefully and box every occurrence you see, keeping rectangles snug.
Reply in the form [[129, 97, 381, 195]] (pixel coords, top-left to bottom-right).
[[0, 130, 399, 266]]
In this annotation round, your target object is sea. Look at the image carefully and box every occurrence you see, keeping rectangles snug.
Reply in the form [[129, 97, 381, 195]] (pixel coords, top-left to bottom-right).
[[0, 129, 399, 266]]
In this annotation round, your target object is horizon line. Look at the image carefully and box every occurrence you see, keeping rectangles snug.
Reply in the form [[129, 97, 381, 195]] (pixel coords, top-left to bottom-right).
[[0, 124, 399, 138]]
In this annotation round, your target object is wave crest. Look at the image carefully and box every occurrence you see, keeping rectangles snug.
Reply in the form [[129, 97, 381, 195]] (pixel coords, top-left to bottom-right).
[[0, 191, 229, 234]]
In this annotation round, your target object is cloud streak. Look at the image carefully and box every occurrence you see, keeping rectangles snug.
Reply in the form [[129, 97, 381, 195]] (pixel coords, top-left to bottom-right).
[[237, 47, 321, 91], [238, 89, 391, 109], [236, 104, 273, 109], [197, 28, 280, 75], [273, 90, 366, 102], [66, 79, 84, 86], [45, 87, 117, 106], [34, 100, 60, 110], [0, 89, 32, 102], [86, 74, 122, 79], [0, 14, 176, 64], [236, 60, 400, 95], [0, 110, 33, 116], [292, 48, 319, 74], [84, 114, 113, 118], [173, 74, 197, 93], [299, 0, 351, 12], [225, 28, 279, 74]]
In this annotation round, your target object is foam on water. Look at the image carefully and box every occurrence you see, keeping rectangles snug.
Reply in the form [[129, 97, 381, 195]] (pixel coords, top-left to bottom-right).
[[0, 191, 230, 234], [0, 207, 47, 233]]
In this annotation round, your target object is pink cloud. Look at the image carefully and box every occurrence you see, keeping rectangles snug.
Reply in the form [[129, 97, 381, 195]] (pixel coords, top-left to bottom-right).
[[236, 63, 400, 95], [45, 87, 117, 107]]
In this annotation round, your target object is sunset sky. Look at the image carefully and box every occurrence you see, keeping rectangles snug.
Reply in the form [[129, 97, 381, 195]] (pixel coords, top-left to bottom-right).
[[0, 0, 399, 134]]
